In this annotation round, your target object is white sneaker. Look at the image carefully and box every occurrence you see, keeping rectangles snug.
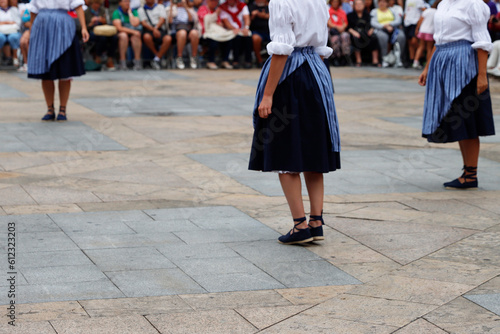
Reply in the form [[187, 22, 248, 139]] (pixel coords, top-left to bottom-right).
[[176, 57, 185, 69], [221, 61, 233, 69], [13, 58, 19, 66], [190, 56, 197, 69], [151, 59, 161, 70], [206, 62, 218, 70], [17, 63, 27, 72], [133, 59, 142, 71], [382, 61, 390, 68]]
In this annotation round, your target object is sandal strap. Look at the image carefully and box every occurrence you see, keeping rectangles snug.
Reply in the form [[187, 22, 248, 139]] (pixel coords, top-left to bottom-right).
[[293, 217, 307, 228], [463, 166, 477, 180], [309, 215, 324, 225]]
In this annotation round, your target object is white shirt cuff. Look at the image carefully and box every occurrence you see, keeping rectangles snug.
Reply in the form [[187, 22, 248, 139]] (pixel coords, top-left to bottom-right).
[[266, 41, 294, 56], [315, 46, 333, 58], [472, 41, 493, 53]]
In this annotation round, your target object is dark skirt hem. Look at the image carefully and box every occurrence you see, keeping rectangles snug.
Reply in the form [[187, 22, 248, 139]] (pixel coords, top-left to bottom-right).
[[28, 34, 85, 80], [248, 61, 340, 173], [423, 76, 495, 144]]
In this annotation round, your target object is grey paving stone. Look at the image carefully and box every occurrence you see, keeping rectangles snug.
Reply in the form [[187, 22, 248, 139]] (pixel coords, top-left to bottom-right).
[[84, 247, 177, 271], [0, 83, 28, 98], [189, 151, 500, 196], [465, 293, 500, 316], [124, 219, 199, 234], [0, 214, 60, 233], [227, 240, 323, 264], [191, 271, 286, 293], [174, 228, 278, 244], [49, 210, 150, 235], [74, 96, 254, 117], [173, 257, 263, 277], [17, 250, 94, 268], [5, 279, 125, 304], [156, 243, 240, 261], [189, 215, 267, 230], [68, 232, 182, 250], [18, 231, 80, 253], [21, 264, 107, 284], [145, 205, 248, 221], [0, 122, 127, 152], [256, 260, 362, 288], [106, 268, 206, 297]]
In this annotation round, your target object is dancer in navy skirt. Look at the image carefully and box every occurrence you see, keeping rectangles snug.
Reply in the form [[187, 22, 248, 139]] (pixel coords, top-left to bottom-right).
[[248, 0, 341, 245], [419, 0, 495, 189], [28, 0, 89, 121]]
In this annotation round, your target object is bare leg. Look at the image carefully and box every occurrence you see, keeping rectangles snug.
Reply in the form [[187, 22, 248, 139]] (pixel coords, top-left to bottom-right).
[[41, 80, 55, 109], [279, 173, 307, 230], [118, 32, 128, 61], [143, 33, 158, 56], [189, 30, 199, 57], [372, 49, 379, 65], [176, 30, 187, 57], [252, 34, 263, 64], [458, 138, 480, 182], [157, 35, 172, 58], [414, 39, 425, 64], [354, 50, 362, 64], [303, 172, 324, 227], [58, 80, 71, 109], [130, 34, 142, 60]]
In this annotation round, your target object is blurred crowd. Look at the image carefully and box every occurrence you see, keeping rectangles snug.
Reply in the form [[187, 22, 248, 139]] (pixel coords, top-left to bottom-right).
[[1, 0, 500, 76]]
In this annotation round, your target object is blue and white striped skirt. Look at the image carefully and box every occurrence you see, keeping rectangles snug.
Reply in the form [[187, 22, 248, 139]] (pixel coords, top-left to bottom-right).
[[249, 47, 341, 173], [28, 9, 84, 79], [422, 40, 495, 142]]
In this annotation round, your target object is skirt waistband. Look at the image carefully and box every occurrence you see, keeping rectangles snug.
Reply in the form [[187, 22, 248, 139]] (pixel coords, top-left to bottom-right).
[[435, 40, 473, 49]]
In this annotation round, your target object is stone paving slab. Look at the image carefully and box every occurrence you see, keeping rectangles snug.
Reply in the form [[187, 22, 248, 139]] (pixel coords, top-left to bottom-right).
[[3, 206, 359, 304], [0, 83, 28, 98], [74, 95, 254, 117], [189, 150, 500, 196], [0, 122, 127, 152], [465, 293, 500, 316]]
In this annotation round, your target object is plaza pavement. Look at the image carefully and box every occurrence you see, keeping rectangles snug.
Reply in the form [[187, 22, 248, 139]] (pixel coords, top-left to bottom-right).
[[0, 64, 499, 334]]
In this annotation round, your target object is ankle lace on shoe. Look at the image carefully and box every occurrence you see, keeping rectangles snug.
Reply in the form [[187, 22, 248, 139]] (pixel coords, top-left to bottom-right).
[[57, 106, 67, 121], [443, 166, 478, 189], [309, 213, 325, 241], [41, 105, 55, 121], [278, 217, 313, 245]]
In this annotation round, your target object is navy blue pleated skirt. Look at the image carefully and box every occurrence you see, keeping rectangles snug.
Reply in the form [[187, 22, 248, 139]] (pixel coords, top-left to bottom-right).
[[248, 61, 341, 173], [424, 76, 495, 143], [28, 34, 85, 80]]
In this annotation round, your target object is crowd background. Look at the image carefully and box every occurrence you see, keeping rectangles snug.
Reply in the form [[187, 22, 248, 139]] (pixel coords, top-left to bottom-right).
[[1, 0, 500, 75]]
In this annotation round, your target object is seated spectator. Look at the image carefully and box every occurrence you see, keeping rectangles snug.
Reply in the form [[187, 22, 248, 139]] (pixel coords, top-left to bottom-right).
[[487, 40, 500, 76], [364, 0, 375, 12], [139, 0, 171, 70], [198, 0, 235, 69], [489, 10, 500, 41], [17, 1, 30, 72], [403, 0, 427, 69], [328, 0, 351, 66], [370, 0, 405, 67], [248, 0, 269, 68], [167, 0, 199, 69], [220, 0, 252, 69], [413, 0, 440, 69], [0, 0, 21, 66], [342, 0, 353, 14], [85, 0, 117, 70], [348, 0, 380, 67], [112, 0, 142, 70]]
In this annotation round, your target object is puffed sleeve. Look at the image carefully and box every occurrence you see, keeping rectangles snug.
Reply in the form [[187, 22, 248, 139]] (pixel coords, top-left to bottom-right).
[[467, 0, 493, 52], [28, 0, 39, 14], [266, 0, 295, 56], [315, 3, 333, 58], [70, 0, 85, 10]]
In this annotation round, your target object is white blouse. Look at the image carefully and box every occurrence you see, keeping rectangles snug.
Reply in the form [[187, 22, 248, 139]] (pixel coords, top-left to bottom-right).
[[0, 7, 20, 28], [433, 0, 492, 52], [29, 0, 84, 14], [266, 0, 332, 58]]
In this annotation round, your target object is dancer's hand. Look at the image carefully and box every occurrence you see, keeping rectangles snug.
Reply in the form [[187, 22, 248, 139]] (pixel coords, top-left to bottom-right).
[[81, 28, 89, 43], [258, 95, 273, 119], [477, 75, 488, 95], [418, 68, 428, 86]]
